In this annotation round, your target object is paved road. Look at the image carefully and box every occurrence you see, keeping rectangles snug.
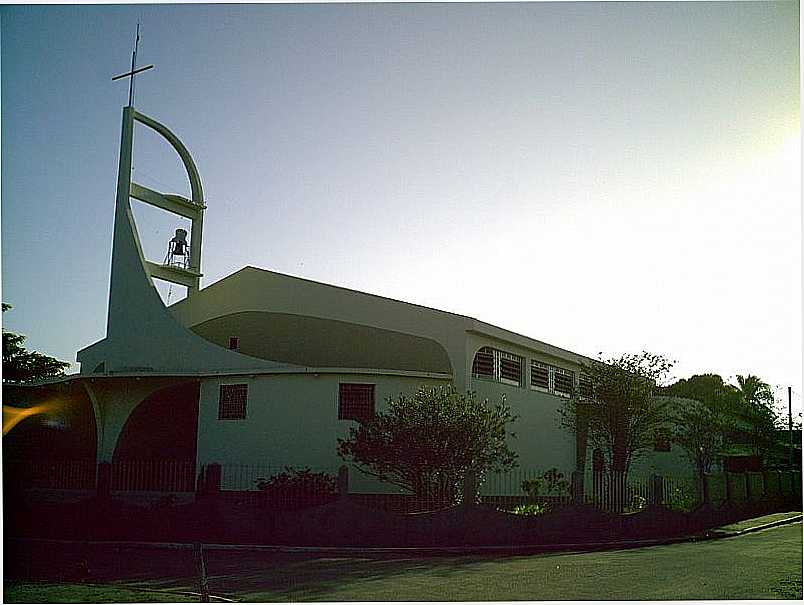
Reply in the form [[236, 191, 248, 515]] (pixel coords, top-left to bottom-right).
[[7, 523, 802, 601]]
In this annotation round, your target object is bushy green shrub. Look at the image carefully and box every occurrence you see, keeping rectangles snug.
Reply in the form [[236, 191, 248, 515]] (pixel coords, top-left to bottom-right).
[[254, 467, 338, 510], [521, 468, 571, 499], [511, 502, 547, 516]]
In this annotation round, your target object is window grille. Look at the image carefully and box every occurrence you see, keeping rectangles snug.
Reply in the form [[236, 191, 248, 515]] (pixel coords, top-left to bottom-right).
[[219, 384, 248, 420], [339, 383, 375, 422], [473, 347, 523, 386], [471, 348, 495, 378], [554, 368, 575, 397], [499, 352, 523, 386]]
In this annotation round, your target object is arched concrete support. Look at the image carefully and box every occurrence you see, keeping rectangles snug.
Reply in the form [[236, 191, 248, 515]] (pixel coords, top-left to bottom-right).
[[82, 381, 104, 465], [83, 377, 193, 463]]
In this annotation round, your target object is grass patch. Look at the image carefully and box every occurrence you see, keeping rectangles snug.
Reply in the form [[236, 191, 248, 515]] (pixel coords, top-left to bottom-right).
[[3, 582, 197, 603], [716, 511, 801, 533]]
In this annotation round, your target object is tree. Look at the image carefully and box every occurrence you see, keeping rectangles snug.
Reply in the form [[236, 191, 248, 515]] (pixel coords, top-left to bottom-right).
[[663, 374, 738, 478], [734, 374, 780, 457], [664, 373, 782, 465], [559, 351, 674, 475], [337, 385, 518, 506], [662, 374, 742, 412], [2, 303, 70, 382], [669, 397, 733, 497]]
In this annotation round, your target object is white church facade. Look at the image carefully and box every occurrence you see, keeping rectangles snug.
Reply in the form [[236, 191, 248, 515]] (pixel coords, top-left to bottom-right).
[[6, 103, 692, 497]]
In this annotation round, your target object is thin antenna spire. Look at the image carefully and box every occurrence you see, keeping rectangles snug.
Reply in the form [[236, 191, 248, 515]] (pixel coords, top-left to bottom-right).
[[129, 23, 140, 107]]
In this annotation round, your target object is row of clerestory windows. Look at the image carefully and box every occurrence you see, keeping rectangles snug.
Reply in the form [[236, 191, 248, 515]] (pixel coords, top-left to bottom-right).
[[472, 346, 592, 398]]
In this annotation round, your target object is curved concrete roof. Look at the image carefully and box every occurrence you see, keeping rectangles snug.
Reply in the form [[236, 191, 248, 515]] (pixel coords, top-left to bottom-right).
[[190, 311, 453, 374]]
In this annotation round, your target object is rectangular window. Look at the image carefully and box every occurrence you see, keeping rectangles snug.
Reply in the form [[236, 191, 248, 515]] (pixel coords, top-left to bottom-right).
[[473, 347, 524, 387], [228, 337, 239, 351], [554, 368, 575, 397], [531, 361, 550, 391], [339, 383, 375, 422], [218, 384, 247, 420]]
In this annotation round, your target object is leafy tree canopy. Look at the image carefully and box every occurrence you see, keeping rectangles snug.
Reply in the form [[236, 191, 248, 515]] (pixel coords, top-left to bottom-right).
[[663, 373, 781, 458], [662, 374, 741, 412], [669, 398, 734, 479], [559, 351, 674, 474], [337, 384, 517, 505], [2, 304, 70, 382]]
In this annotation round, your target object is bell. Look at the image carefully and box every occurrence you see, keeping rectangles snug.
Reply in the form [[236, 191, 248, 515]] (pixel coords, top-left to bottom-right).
[[170, 229, 188, 256]]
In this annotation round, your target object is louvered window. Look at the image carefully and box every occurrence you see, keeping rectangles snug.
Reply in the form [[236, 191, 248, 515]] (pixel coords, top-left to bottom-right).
[[472, 347, 523, 387], [530, 361, 550, 391], [499, 353, 523, 386], [471, 348, 495, 378], [554, 368, 575, 397], [219, 384, 248, 420], [531, 362, 578, 398], [579, 374, 594, 398]]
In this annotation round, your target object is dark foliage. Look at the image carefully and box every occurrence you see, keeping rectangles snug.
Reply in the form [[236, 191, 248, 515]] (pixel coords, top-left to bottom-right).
[[337, 384, 518, 507], [2, 303, 70, 382]]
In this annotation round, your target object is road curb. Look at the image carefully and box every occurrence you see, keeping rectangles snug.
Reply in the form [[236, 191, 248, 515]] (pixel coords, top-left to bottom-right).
[[10, 513, 801, 557], [703, 514, 803, 539]]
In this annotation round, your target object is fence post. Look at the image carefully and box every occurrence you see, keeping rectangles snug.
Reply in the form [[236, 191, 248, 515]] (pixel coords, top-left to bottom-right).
[[571, 470, 584, 505], [96, 462, 111, 500], [650, 474, 664, 507], [724, 472, 732, 507], [745, 471, 752, 502], [462, 469, 478, 509], [338, 465, 349, 500], [200, 464, 221, 496]]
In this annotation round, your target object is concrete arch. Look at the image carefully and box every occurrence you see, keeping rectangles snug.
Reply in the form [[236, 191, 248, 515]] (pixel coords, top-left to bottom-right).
[[112, 381, 200, 462], [133, 110, 203, 204]]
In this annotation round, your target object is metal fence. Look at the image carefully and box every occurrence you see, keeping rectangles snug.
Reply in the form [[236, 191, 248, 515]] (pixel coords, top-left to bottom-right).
[[3, 459, 97, 490], [8, 458, 795, 515], [583, 471, 700, 512], [110, 459, 196, 492]]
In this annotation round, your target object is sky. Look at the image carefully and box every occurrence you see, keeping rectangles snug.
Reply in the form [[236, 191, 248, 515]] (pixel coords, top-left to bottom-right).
[[1, 2, 801, 415]]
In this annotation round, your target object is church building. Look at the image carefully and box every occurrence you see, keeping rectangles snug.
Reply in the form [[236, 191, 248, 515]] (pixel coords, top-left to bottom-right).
[[4, 102, 690, 498]]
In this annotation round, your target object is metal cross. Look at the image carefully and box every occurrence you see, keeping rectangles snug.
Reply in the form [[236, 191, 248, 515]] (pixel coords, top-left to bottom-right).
[[111, 23, 154, 107]]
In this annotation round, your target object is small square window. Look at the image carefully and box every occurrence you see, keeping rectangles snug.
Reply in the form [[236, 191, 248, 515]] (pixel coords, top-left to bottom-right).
[[654, 429, 671, 452], [339, 383, 375, 422], [219, 384, 247, 420], [228, 337, 239, 351]]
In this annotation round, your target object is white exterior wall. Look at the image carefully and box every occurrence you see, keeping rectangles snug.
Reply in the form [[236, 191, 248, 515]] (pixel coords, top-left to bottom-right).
[[196, 372, 450, 493], [631, 445, 695, 478], [465, 334, 580, 473]]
